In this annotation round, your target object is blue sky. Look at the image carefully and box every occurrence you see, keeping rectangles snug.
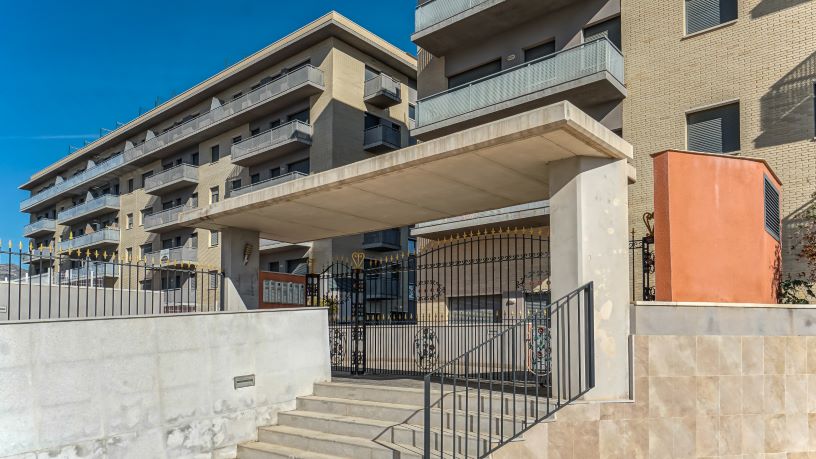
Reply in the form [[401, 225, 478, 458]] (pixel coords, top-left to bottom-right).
[[0, 0, 416, 241]]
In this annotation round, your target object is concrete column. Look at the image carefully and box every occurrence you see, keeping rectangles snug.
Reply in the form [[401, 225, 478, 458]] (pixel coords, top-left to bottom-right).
[[548, 156, 629, 400], [220, 227, 260, 311]]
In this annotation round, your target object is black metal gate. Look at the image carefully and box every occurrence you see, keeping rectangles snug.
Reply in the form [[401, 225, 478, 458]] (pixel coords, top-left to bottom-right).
[[309, 230, 551, 377]]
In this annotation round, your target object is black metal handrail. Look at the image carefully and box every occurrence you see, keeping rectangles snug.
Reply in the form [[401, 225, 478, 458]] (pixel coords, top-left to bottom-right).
[[422, 282, 595, 458]]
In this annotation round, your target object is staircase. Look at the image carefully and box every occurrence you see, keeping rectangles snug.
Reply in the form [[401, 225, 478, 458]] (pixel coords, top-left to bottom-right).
[[238, 378, 549, 459]]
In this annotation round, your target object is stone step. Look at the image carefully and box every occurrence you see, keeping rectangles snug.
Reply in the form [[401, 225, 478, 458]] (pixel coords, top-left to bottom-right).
[[278, 410, 503, 455], [257, 425, 423, 459], [315, 381, 552, 418], [238, 441, 347, 459], [296, 395, 536, 436]]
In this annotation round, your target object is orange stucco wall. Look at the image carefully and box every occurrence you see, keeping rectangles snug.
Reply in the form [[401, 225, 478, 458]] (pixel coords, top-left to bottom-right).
[[653, 150, 781, 303]]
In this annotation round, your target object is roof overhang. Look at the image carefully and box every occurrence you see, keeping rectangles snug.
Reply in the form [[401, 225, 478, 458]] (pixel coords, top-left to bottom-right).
[[179, 101, 632, 243], [22, 11, 417, 190]]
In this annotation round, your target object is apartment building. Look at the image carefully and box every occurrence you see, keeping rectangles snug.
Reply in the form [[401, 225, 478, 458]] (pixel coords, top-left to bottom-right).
[[20, 13, 417, 287], [409, 0, 816, 283]]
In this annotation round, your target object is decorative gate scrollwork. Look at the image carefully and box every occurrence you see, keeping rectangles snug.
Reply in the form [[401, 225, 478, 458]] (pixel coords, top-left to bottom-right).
[[414, 327, 440, 371]]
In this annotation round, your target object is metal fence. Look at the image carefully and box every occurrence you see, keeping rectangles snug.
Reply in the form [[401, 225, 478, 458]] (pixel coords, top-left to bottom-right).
[[0, 247, 224, 321], [415, 37, 624, 128], [629, 231, 655, 302]]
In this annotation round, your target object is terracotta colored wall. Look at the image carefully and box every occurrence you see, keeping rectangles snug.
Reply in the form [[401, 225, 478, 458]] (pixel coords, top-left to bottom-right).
[[258, 271, 307, 309], [653, 150, 781, 303]]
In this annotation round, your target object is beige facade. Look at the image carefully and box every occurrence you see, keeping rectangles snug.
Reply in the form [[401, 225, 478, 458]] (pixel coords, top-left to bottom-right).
[[623, 0, 816, 278], [19, 13, 418, 283]]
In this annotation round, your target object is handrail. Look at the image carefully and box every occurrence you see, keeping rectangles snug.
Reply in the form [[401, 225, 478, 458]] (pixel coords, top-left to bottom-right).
[[422, 282, 595, 458]]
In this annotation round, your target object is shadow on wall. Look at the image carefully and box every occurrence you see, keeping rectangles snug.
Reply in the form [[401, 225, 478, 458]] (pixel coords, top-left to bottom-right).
[[781, 194, 816, 277], [750, 0, 812, 19], [754, 50, 816, 149]]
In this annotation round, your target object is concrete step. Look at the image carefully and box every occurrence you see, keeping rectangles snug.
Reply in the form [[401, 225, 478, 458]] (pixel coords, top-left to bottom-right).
[[315, 381, 551, 417], [257, 425, 423, 459], [238, 441, 347, 459], [278, 410, 503, 456], [296, 395, 535, 436]]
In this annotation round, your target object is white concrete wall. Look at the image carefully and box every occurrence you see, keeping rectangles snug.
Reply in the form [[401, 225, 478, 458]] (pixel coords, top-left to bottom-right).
[[0, 307, 330, 458]]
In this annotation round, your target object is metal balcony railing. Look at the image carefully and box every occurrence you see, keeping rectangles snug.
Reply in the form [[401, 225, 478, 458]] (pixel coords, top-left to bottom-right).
[[144, 164, 198, 194], [57, 194, 120, 224], [143, 205, 195, 230], [363, 125, 401, 150], [59, 228, 120, 252], [20, 154, 124, 211], [229, 171, 308, 198], [62, 262, 119, 282], [415, 38, 624, 128], [364, 74, 401, 100], [21, 65, 325, 212], [23, 219, 56, 237], [231, 121, 313, 163], [415, 0, 491, 33], [144, 246, 198, 265], [124, 65, 324, 164]]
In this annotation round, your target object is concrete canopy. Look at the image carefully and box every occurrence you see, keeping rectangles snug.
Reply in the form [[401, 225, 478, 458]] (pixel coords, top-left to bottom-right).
[[178, 101, 632, 243]]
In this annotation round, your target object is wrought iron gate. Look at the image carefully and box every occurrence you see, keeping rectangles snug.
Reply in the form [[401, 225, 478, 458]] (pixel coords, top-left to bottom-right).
[[309, 229, 551, 377]]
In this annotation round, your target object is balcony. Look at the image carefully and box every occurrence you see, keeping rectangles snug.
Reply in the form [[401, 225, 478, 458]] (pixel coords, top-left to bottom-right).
[[413, 38, 625, 140], [259, 240, 312, 254], [21, 66, 325, 213], [366, 275, 400, 300], [363, 125, 402, 153], [362, 228, 401, 251], [413, 0, 574, 55], [364, 74, 402, 108], [61, 262, 119, 283], [57, 194, 120, 226], [20, 154, 124, 212], [143, 205, 195, 232], [144, 246, 198, 266], [144, 164, 199, 195], [123, 65, 324, 166], [23, 219, 56, 238], [228, 172, 308, 198], [412, 201, 549, 239], [59, 228, 120, 253], [231, 121, 312, 167]]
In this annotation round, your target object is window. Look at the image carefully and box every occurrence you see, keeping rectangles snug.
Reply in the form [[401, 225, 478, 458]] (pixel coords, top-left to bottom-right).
[[268, 261, 280, 272], [126, 247, 133, 262], [250, 127, 260, 136], [210, 145, 220, 162], [685, 0, 737, 35], [190, 232, 198, 248], [408, 104, 416, 121], [687, 102, 740, 154], [365, 112, 382, 130], [141, 171, 153, 187], [232, 136, 242, 144], [232, 92, 243, 100], [140, 209, 149, 226], [251, 173, 261, 184], [287, 258, 308, 275], [140, 243, 153, 258], [288, 158, 310, 175], [583, 16, 621, 49], [365, 65, 379, 81], [126, 213, 133, 229], [270, 119, 281, 130], [448, 295, 502, 323], [210, 186, 220, 204], [448, 59, 502, 89], [269, 167, 281, 178], [209, 271, 219, 289], [210, 230, 220, 247], [190, 192, 199, 207], [191, 153, 199, 165], [524, 40, 556, 62], [287, 109, 310, 124], [764, 176, 781, 240], [231, 179, 242, 190], [162, 238, 173, 250]]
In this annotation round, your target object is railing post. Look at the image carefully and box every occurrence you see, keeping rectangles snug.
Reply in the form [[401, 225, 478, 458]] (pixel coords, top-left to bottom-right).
[[423, 374, 431, 458], [585, 282, 595, 389]]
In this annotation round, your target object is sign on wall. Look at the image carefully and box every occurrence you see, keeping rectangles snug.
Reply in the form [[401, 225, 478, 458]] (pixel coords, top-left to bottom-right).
[[262, 280, 305, 306]]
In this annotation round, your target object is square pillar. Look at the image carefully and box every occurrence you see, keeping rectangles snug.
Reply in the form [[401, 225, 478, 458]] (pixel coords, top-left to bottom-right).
[[220, 227, 260, 310], [548, 156, 630, 400]]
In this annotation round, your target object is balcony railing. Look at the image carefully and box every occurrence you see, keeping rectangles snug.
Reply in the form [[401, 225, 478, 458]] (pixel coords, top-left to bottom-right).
[[231, 120, 312, 165], [363, 125, 401, 152], [143, 205, 195, 231], [22, 65, 325, 212], [20, 154, 124, 211], [62, 262, 119, 282], [144, 164, 199, 194], [124, 65, 324, 164], [415, 38, 625, 128], [23, 219, 56, 237], [144, 246, 198, 265], [59, 228, 120, 252], [57, 194, 120, 225], [229, 171, 308, 198], [415, 0, 491, 32], [364, 74, 401, 107], [362, 228, 401, 251]]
